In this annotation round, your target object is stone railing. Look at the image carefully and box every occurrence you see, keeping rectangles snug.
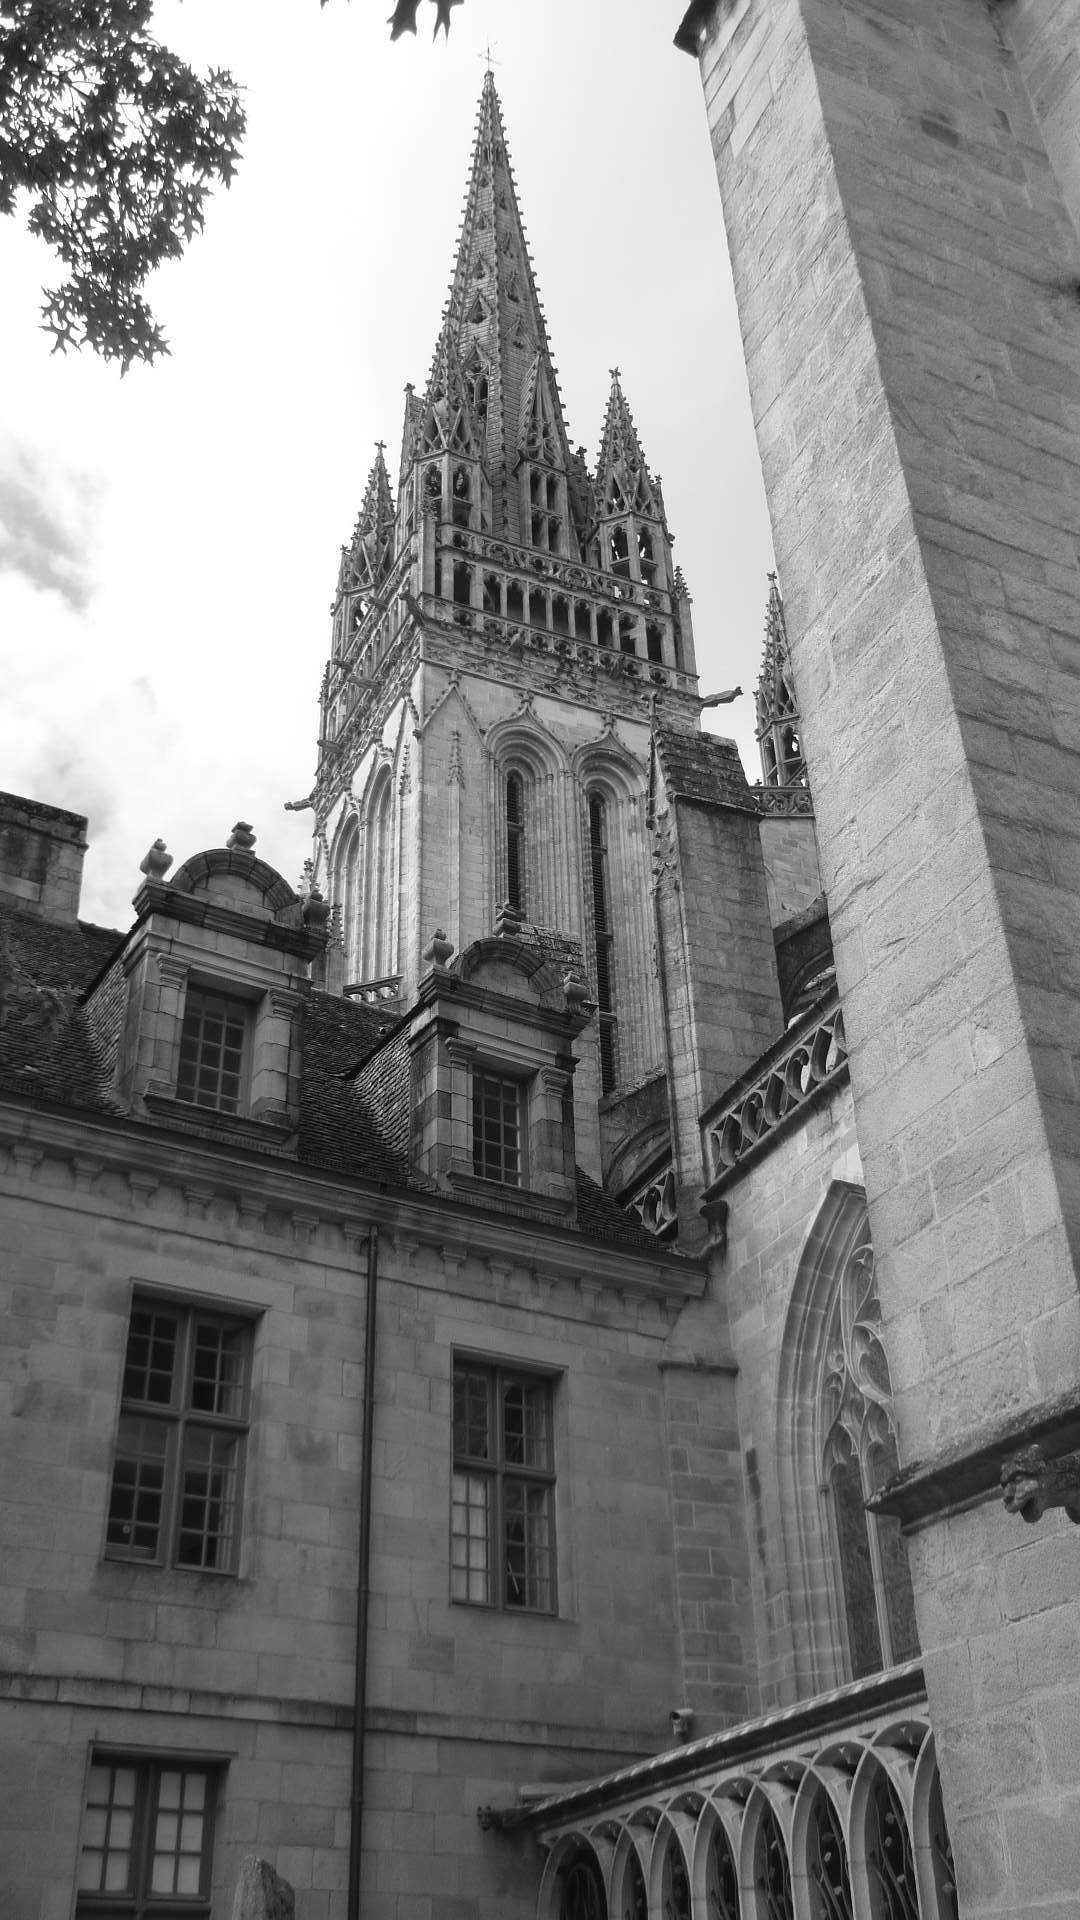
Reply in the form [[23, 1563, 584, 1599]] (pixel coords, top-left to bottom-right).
[[752, 782, 814, 816], [483, 1664, 957, 1920], [701, 995, 847, 1189], [344, 974, 403, 1006], [623, 1159, 678, 1243], [428, 526, 698, 695]]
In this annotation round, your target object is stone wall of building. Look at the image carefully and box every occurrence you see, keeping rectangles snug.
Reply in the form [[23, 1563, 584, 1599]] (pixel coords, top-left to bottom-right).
[[0, 1123, 693, 1920], [688, 0, 1080, 1907]]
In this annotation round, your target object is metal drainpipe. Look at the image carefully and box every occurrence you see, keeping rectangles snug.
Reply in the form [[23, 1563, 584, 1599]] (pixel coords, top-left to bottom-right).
[[348, 1223, 379, 1920]]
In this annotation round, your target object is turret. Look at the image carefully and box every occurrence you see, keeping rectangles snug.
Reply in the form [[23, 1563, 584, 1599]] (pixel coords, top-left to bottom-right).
[[594, 371, 679, 669], [756, 575, 807, 788]]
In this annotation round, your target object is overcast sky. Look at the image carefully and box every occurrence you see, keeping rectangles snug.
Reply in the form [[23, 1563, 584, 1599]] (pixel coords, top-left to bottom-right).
[[0, 0, 775, 930]]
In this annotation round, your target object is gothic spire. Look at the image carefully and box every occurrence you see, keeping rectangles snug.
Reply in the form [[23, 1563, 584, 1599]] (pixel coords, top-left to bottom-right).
[[756, 575, 807, 788], [595, 369, 663, 523], [339, 444, 396, 596], [417, 320, 481, 458], [431, 71, 575, 541]]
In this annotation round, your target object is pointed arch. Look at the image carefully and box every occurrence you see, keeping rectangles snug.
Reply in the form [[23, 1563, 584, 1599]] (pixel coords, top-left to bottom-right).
[[330, 809, 362, 980], [487, 718, 572, 931], [347, 756, 397, 985], [776, 1183, 919, 1693], [574, 744, 662, 1095]]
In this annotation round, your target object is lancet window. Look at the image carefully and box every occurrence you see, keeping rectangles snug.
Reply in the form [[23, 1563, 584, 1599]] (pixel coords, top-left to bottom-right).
[[820, 1221, 919, 1678], [505, 772, 526, 914], [527, 467, 564, 553], [353, 769, 395, 985], [754, 1804, 794, 1920], [588, 792, 618, 1095]]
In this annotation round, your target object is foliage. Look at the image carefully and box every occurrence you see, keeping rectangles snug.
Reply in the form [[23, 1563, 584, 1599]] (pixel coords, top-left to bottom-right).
[[389, 0, 464, 38], [0, 0, 245, 367]]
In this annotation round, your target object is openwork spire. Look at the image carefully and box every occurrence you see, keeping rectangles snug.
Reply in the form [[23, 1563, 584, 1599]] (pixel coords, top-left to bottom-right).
[[339, 444, 396, 595], [432, 71, 574, 539], [756, 575, 807, 788], [595, 370, 662, 522], [417, 321, 480, 457]]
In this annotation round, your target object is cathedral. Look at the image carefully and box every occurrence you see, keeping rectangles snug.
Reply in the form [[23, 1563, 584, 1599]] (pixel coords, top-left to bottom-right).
[[3, 5, 1080, 1918]]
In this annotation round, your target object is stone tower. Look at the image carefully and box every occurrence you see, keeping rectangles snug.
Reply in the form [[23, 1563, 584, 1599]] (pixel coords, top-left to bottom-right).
[[311, 73, 703, 1173], [678, 0, 1080, 1910]]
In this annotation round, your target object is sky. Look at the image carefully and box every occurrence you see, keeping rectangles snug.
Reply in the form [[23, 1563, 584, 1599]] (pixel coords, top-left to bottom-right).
[[0, 0, 776, 930]]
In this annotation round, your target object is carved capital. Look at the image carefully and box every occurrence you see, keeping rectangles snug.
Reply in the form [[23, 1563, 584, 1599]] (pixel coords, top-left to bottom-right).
[[1001, 1443, 1080, 1525]]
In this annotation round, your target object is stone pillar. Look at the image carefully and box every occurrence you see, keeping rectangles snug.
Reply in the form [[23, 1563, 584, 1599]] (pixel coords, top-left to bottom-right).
[[682, 1, 1080, 1910]]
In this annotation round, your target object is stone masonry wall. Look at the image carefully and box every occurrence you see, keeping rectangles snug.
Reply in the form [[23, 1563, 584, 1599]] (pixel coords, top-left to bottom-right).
[[692, 0, 1080, 1907], [716, 1084, 862, 1711], [0, 1130, 687, 1920], [758, 813, 821, 926]]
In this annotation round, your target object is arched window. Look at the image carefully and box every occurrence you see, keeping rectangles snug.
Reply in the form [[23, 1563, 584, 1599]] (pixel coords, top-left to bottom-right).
[[505, 771, 526, 914], [587, 791, 618, 1094], [359, 770, 395, 982], [806, 1789, 853, 1920], [557, 1851, 606, 1920], [865, 1769, 919, 1920], [754, 1804, 794, 1920], [779, 1185, 919, 1693], [610, 525, 631, 580], [337, 818, 360, 982], [660, 1832, 690, 1920], [820, 1221, 919, 1678], [706, 1822, 739, 1920]]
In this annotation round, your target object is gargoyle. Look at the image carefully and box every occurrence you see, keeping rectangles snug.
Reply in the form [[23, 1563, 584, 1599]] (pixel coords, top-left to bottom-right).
[[1001, 1443, 1080, 1525]]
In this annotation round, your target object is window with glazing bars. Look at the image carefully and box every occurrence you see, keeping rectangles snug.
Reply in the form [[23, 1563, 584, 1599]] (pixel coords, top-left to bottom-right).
[[505, 771, 526, 914], [76, 1755, 220, 1917], [472, 1069, 523, 1185], [175, 988, 249, 1115], [588, 793, 618, 1094], [451, 1360, 556, 1611], [106, 1300, 250, 1572]]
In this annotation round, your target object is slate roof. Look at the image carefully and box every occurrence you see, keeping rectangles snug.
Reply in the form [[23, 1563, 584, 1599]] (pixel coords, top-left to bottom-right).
[[653, 725, 760, 813], [0, 905, 670, 1257]]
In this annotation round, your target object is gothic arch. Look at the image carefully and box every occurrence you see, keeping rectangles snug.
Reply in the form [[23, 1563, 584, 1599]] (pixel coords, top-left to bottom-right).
[[329, 809, 361, 979], [357, 752, 399, 983], [573, 744, 660, 1094], [487, 718, 573, 929], [776, 1184, 918, 1695]]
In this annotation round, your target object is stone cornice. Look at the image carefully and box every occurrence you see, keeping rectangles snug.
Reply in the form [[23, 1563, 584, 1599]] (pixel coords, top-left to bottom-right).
[[869, 1386, 1080, 1530], [0, 1096, 705, 1302]]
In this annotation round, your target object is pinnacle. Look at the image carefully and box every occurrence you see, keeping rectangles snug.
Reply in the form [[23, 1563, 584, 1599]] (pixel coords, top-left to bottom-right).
[[595, 367, 662, 525]]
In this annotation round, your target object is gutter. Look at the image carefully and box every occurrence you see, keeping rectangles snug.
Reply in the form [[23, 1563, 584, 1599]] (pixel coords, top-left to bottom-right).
[[348, 1224, 380, 1920]]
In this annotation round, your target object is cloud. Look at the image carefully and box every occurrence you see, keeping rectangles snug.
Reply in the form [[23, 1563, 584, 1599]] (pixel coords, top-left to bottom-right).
[[0, 437, 101, 612]]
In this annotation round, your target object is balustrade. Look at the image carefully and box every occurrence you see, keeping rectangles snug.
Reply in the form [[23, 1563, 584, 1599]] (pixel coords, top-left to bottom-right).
[[484, 1668, 957, 1920], [701, 997, 847, 1188]]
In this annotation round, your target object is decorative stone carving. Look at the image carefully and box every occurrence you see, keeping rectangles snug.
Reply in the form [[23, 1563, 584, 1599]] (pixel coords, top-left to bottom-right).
[[1001, 1443, 1080, 1524], [702, 998, 847, 1184], [227, 821, 257, 851], [423, 928, 455, 967], [139, 838, 172, 881]]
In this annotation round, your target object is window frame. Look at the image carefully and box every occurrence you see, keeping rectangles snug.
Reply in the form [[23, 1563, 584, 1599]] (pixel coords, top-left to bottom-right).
[[75, 1749, 223, 1918], [471, 1065, 527, 1188], [451, 1356, 558, 1615], [174, 984, 254, 1118], [105, 1295, 253, 1576]]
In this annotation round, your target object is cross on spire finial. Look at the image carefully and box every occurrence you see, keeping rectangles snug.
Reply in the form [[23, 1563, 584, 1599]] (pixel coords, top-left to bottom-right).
[[479, 41, 501, 71]]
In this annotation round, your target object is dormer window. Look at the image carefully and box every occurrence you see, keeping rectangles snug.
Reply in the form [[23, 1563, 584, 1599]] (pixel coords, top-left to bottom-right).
[[176, 988, 250, 1116], [472, 1069, 523, 1185]]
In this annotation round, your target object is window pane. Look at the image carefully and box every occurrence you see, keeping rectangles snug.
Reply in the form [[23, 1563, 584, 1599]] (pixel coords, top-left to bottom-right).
[[190, 1319, 247, 1418], [451, 1469, 492, 1603], [502, 1379, 550, 1468], [177, 989, 248, 1115], [472, 1072, 521, 1185], [503, 1479, 553, 1611], [175, 1429, 241, 1570], [77, 1763, 137, 1895], [453, 1368, 491, 1461], [122, 1306, 178, 1405], [106, 1417, 169, 1559], [151, 1771, 208, 1899], [830, 1441, 883, 1680]]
